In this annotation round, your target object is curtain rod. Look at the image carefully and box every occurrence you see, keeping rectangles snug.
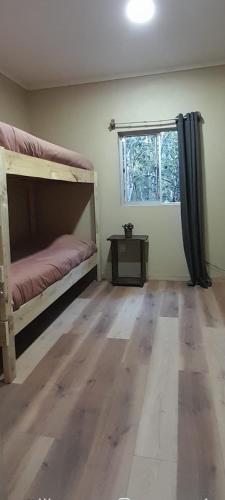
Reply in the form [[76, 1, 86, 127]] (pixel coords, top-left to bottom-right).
[[108, 113, 203, 131], [108, 118, 176, 131]]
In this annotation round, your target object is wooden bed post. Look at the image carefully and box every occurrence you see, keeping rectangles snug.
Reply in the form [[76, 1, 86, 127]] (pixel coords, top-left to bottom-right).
[[0, 148, 16, 383], [94, 172, 101, 281]]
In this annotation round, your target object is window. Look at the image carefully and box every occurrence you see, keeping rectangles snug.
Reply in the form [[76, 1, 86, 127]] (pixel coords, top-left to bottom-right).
[[119, 129, 180, 205]]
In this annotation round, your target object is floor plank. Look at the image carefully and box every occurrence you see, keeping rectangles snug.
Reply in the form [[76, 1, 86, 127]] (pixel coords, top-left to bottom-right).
[[0, 435, 7, 500], [177, 371, 225, 500], [127, 456, 177, 500], [203, 326, 225, 471], [135, 317, 179, 461], [24, 339, 127, 500], [122, 280, 163, 367], [14, 280, 109, 383], [107, 286, 145, 339], [0, 332, 83, 439], [4, 431, 54, 500], [212, 280, 225, 325], [1, 279, 225, 500], [179, 285, 208, 373], [21, 326, 109, 439], [160, 281, 179, 318], [197, 286, 224, 328], [73, 364, 148, 500]]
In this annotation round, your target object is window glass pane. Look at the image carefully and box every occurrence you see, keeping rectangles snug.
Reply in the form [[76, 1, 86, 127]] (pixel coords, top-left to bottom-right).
[[120, 129, 180, 204], [122, 134, 159, 203], [160, 131, 180, 203]]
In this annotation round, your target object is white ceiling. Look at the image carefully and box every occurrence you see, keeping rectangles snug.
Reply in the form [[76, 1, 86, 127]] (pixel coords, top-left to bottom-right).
[[0, 0, 225, 90]]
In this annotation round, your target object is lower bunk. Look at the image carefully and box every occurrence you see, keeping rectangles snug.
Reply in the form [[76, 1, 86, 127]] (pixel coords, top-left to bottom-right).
[[1, 235, 97, 383]]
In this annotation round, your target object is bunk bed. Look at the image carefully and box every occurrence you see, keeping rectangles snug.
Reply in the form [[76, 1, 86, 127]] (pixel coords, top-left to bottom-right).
[[0, 122, 100, 383]]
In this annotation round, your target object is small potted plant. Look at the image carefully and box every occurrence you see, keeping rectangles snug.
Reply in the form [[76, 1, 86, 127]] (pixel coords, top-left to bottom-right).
[[122, 222, 134, 239]]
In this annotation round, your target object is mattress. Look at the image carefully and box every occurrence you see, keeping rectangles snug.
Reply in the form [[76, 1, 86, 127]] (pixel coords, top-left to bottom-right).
[[0, 121, 93, 171], [11, 235, 97, 310]]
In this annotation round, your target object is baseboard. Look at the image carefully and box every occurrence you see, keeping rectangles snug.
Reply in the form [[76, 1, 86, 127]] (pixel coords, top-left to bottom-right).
[[148, 275, 189, 281]]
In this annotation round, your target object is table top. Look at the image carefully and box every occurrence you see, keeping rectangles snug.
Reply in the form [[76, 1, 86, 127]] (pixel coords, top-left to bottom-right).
[[107, 235, 148, 241]]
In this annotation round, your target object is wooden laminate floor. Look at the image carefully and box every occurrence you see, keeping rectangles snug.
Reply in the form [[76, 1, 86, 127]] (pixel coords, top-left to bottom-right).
[[1, 279, 225, 500]]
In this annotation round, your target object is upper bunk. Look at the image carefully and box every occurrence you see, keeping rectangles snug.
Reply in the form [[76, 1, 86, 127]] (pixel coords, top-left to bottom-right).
[[0, 121, 95, 184]]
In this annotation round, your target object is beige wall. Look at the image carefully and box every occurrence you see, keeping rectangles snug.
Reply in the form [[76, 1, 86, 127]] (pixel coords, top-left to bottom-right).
[[0, 73, 29, 130], [1, 67, 224, 279], [27, 66, 225, 279]]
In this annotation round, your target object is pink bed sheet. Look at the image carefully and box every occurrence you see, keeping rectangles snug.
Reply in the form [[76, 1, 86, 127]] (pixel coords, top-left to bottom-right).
[[11, 235, 97, 310], [0, 121, 93, 171]]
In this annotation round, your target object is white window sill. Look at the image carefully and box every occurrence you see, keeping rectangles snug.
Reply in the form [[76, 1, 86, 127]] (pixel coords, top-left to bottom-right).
[[123, 202, 181, 207]]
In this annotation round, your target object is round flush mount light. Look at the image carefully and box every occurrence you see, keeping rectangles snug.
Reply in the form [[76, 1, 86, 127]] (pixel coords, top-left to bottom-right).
[[126, 0, 155, 24]]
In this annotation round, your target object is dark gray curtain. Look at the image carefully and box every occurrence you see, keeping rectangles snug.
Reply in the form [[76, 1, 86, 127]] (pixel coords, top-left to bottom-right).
[[176, 112, 212, 288]]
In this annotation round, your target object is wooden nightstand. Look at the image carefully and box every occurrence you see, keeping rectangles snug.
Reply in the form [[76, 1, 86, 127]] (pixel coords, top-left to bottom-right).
[[107, 235, 148, 287]]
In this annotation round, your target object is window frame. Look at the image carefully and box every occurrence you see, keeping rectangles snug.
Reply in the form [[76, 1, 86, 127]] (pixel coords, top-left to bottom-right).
[[118, 127, 180, 207]]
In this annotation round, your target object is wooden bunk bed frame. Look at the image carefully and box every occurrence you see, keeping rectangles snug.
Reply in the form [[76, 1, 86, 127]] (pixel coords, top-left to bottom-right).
[[0, 147, 100, 383]]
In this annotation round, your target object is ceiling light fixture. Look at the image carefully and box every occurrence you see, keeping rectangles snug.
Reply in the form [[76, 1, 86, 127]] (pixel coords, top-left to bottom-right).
[[126, 0, 155, 24]]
